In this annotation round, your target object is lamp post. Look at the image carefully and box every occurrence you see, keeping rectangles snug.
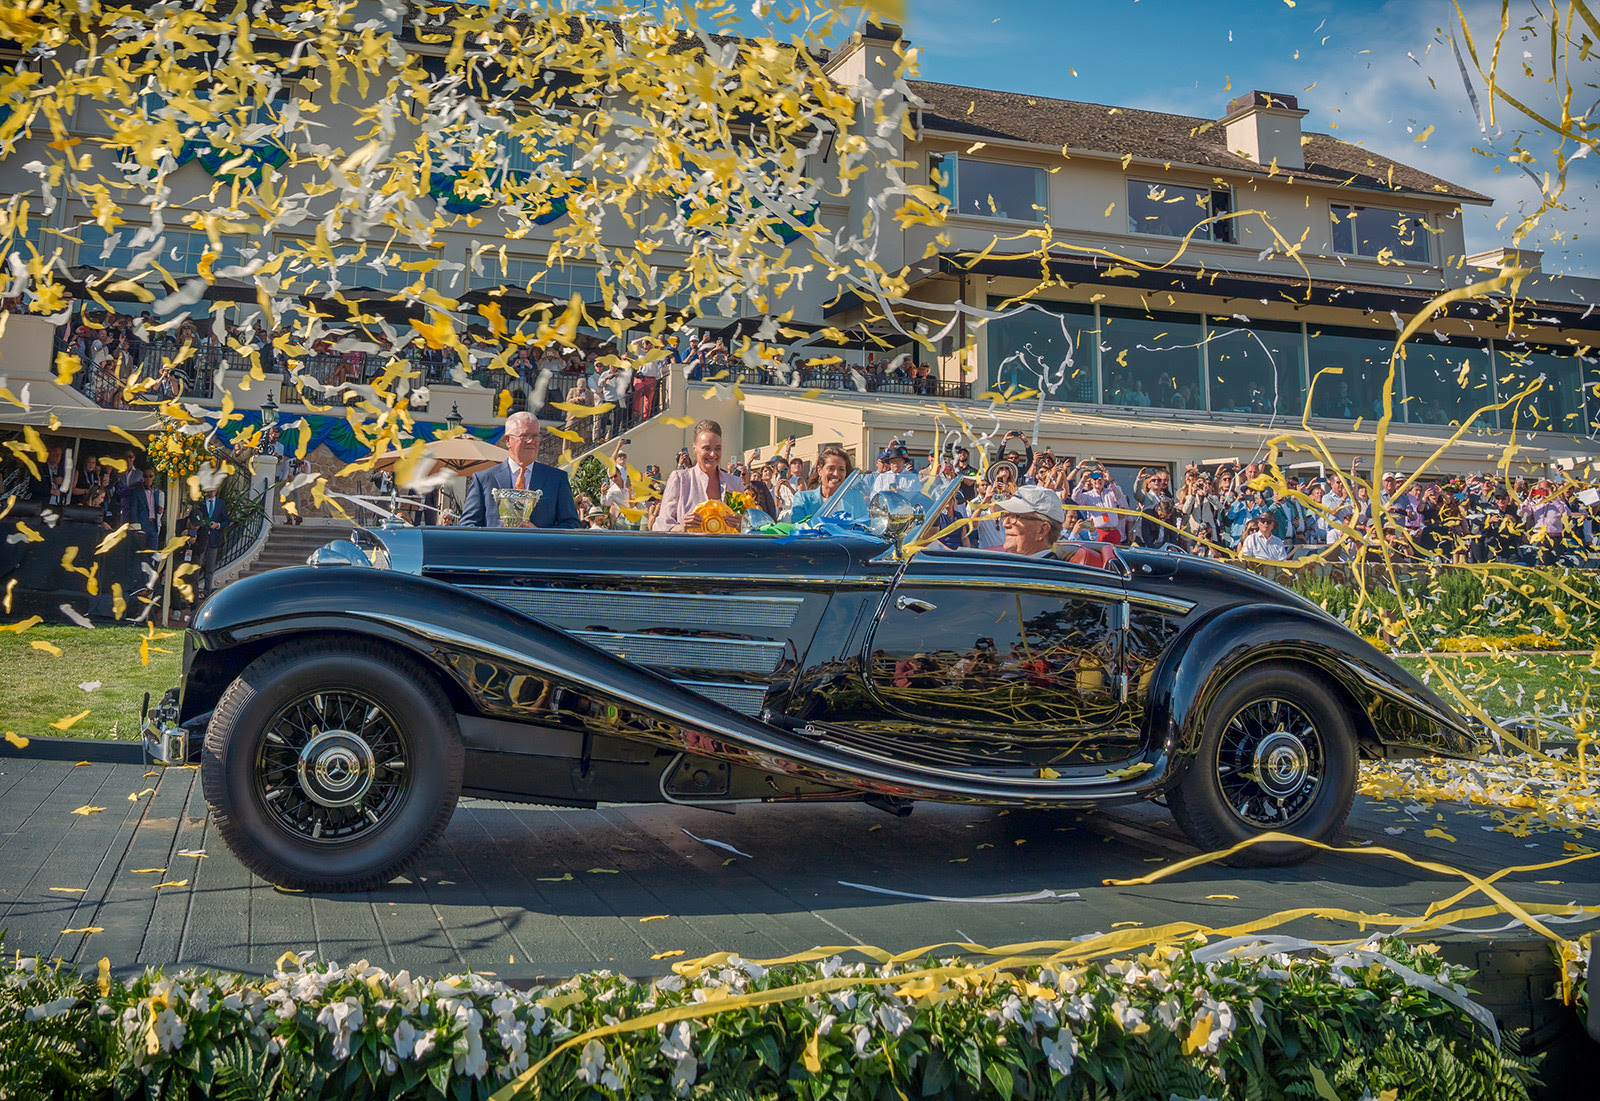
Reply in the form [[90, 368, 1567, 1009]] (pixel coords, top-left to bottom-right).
[[445, 402, 463, 432], [261, 392, 279, 429]]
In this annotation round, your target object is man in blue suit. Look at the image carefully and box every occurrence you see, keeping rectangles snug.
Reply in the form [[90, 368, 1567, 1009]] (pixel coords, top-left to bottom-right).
[[458, 411, 582, 529]]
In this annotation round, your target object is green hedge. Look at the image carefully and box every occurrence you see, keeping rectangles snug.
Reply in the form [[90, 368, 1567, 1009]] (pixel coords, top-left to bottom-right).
[[0, 936, 1539, 1100]]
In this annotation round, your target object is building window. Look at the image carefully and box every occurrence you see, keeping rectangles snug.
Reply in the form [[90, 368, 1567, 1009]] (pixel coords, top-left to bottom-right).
[[1205, 318, 1305, 416], [285, 242, 438, 294], [1494, 342, 1586, 434], [742, 410, 771, 451], [1099, 306, 1204, 411], [1305, 325, 1394, 421], [1126, 181, 1233, 243], [1400, 335, 1494, 428], [75, 225, 260, 278], [930, 153, 1047, 222], [985, 300, 1097, 402], [774, 417, 813, 442], [1330, 205, 1431, 264]]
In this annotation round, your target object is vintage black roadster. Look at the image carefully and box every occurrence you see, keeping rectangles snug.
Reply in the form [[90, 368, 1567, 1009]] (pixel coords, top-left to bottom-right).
[[143, 472, 1476, 890]]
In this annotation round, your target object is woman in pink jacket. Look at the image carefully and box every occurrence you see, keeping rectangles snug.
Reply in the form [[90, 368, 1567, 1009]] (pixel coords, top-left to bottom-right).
[[653, 419, 746, 531]]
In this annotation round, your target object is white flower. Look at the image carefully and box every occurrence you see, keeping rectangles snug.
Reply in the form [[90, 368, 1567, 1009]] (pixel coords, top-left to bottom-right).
[[659, 1021, 697, 1096], [187, 987, 210, 1013], [315, 997, 364, 1062], [851, 1024, 872, 1057], [576, 1039, 608, 1086], [393, 1019, 418, 1060], [222, 992, 244, 1013], [152, 1006, 186, 1052], [413, 1027, 438, 1062], [1110, 998, 1145, 1032], [876, 1002, 912, 1037], [1155, 997, 1183, 1031], [1249, 997, 1266, 1028], [654, 974, 684, 994], [1064, 993, 1095, 1022], [825, 988, 857, 1013], [998, 993, 1026, 1028], [819, 956, 844, 979], [817, 1013, 837, 1037], [1042, 1028, 1078, 1075], [380, 1050, 397, 1075]]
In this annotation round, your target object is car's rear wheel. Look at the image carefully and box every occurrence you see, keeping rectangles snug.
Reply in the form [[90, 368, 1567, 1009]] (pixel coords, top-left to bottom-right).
[[202, 639, 462, 891], [1168, 664, 1356, 866]]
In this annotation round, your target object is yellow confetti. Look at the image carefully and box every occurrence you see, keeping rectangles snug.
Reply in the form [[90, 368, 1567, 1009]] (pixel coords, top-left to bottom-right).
[[538, 873, 574, 882], [1036, 767, 1060, 779], [639, 915, 670, 923], [588, 868, 619, 874], [48, 887, 86, 893], [51, 710, 91, 731], [150, 880, 189, 889], [4, 731, 28, 749], [651, 950, 686, 960], [61, 927, 103, 935], [1105, 762, 1154, 781], [129, 868, 167, 874], [29, 640, 62, 656], [1205, 894, 1240, 900], [1111, 921, 1143, 928], [70, 805, 104, 816], [127, 788, 156, 802], [1424, 828, 1457, 842]]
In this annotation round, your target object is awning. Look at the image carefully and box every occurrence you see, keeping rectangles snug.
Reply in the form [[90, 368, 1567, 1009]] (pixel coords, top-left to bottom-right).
[[826, 251, 1600, 331]]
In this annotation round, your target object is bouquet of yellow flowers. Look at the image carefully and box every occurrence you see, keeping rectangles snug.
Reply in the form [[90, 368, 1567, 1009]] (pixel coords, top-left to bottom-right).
[[723, 490, 753, 514], [147, 421, 215, 480], [687, 498, 741, 534]]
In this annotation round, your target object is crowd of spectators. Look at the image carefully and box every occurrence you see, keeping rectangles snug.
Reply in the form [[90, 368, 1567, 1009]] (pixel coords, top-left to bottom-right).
[[556, 428, 1600, 568]]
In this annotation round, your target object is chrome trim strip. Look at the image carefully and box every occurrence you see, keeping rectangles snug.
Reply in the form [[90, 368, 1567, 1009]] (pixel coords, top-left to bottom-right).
[[438, 568, 887, 588], [815, 738, 1140, 787], [352, 611, 1159, 797], [902, 575, 1195, 615]]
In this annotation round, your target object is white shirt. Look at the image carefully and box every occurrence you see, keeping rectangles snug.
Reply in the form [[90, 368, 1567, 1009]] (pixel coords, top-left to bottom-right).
[[505, 458, 535, 489], [1240, 531, 1287, 561], [869, 470, 919, 499]]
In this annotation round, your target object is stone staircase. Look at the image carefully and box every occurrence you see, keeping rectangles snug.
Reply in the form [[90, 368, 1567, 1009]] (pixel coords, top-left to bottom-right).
[[230, 523, 354, 582]]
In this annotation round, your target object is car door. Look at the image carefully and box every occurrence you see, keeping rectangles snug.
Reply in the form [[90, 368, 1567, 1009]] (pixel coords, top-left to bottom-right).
[[860, 555, 1138, 770]]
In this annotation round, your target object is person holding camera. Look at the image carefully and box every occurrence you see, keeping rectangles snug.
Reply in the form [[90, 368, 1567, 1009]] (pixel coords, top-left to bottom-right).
[[1069, 462, 1128, 544]]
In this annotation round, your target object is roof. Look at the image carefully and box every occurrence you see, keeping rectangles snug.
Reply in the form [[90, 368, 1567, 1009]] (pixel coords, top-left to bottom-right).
[[907, 80, 1492, 205]]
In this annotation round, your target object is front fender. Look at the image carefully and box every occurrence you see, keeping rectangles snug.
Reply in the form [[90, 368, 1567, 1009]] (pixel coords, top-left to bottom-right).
[[1144, 603, 1477, 777]]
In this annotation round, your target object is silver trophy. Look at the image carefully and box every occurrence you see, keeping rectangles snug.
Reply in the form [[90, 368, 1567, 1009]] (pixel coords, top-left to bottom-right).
[[492, 487, 542, 528]]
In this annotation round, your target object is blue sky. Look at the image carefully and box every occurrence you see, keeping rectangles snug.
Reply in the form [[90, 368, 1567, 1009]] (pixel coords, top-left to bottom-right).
[[731, 0, 1598, 277]]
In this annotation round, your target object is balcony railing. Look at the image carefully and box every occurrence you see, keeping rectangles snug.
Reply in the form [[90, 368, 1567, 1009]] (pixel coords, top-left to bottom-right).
[[711, 363, 971, 400]]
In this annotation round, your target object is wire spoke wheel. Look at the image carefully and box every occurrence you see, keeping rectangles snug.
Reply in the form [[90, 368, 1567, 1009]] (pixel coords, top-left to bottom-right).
[[254, 689, 410, 845], [1215, 697, 1324, 828]]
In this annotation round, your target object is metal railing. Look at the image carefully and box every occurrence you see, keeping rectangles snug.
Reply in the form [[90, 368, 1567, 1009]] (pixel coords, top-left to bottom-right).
[[710, 363, 971, 400]]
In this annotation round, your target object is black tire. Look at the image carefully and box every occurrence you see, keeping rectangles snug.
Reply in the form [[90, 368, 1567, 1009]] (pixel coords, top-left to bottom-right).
[[202, 639, 463, 891], [1168, 663, 1357, 867]]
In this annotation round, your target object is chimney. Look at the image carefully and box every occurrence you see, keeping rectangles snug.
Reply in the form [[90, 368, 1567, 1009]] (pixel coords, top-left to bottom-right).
[[823, 18, 906, 89], [1222, 91, 1309, 171], [1466, 246, 1543, 273]]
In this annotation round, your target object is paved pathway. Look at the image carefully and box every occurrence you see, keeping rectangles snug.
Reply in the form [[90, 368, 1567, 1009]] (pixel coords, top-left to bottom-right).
[[1, 758, 1594, 1003]]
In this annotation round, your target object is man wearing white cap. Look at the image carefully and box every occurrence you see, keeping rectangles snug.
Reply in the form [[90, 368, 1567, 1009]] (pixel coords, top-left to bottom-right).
[[993, 484, 1067, 558]]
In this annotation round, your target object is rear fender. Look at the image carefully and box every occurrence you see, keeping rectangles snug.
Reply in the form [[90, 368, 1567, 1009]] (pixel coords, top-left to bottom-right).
[[1143, 603, 1476, 780]]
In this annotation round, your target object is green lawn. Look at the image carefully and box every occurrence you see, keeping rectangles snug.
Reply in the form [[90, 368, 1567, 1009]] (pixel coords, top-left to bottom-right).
[[1395, 652, 1596, 723], [0, 625, 183, 743], [0, 628, 1590, 743]]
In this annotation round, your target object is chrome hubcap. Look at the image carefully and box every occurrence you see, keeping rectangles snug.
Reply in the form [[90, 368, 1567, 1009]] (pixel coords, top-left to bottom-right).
[[297, 730, 376, 808], [255, 690, 409, 844], [1217, 697, 1324, 827], [1253, 732, 1310, 798]]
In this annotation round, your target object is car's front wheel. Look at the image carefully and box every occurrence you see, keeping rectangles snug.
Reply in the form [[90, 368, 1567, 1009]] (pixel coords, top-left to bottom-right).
[[1168, 664, 1357, 866], [202, 639, 463, 891]]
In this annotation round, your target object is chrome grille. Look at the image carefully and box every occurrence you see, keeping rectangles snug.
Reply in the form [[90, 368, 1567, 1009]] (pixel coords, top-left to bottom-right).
[[676, 680, 769, 716], [573, 631, 784, 675], [463, 586, 803, 630]]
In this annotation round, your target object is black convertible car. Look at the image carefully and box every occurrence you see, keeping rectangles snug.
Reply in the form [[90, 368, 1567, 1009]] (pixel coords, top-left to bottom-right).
[[143, 472, 1476, 891]]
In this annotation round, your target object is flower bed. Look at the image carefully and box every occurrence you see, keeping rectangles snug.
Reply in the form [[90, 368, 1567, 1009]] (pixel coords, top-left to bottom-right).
[[0, 936, 1543, 1100]]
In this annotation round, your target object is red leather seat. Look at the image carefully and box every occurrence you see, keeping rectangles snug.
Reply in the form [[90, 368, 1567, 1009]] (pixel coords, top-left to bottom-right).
[[1067, 544, 1115, 570]]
